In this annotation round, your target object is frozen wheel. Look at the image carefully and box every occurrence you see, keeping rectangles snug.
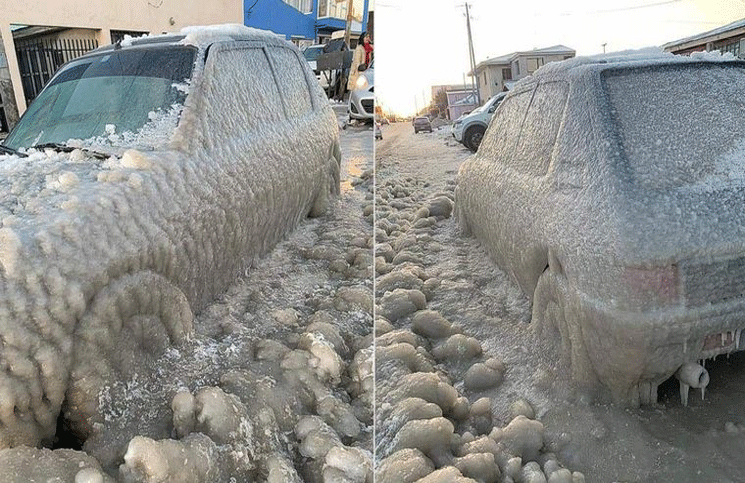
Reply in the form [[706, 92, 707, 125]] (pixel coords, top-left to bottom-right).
[[310, 145, 341, 217], [65, 271, 193, 438], [464, 125, 485, 152]]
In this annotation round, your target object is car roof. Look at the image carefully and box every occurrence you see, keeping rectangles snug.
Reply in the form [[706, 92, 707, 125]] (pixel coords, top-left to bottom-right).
[[89, 24, 287, 55], [527, 48, 745, 84]]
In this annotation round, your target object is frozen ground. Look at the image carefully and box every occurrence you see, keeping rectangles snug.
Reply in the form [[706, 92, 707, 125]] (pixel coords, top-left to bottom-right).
[[0, 106, 374, 482], [374, 121, 745, 483]]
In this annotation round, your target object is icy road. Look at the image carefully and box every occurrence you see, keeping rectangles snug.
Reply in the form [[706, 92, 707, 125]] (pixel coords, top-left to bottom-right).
[[374, 121, 745, 483], [0, 105, 374, 482]]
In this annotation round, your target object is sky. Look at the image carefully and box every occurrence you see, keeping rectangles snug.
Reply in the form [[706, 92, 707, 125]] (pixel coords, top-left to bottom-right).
[[374, 0, 745, 116]]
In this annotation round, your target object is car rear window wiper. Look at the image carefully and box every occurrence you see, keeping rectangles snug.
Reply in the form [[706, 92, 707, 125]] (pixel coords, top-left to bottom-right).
[[32, 142, 110, 160], [0, 144, 27, 157]]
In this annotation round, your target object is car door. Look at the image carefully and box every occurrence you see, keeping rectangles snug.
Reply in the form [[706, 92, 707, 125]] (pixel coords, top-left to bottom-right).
[[192, 40, 290, 306], [472, 81, 568, 294], [266, 44, 333, 222], [465, 85, 534, 286]]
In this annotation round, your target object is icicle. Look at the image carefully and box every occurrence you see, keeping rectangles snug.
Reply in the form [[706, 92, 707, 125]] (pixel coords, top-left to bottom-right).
[[737, 329, 741, 350], [680, 381, 690, 407]]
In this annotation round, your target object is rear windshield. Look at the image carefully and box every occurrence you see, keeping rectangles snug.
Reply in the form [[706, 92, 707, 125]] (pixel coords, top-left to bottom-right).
[[5, 45, 196, 151], [603, 63, 745, 188]]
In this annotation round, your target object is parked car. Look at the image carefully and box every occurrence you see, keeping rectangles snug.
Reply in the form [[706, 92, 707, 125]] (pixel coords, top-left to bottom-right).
[[0, 24, 341, 448], [302, 44, 329, 88], [452, 91, 506, 152], [413, 116, 432, 133], [348, 62, 374, 123], [455, 51, 745, 407]]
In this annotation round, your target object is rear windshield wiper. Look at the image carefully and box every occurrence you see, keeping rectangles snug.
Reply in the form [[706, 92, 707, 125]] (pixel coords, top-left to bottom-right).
[[0, 144, 27, 157], [32, 142, 110, 160]]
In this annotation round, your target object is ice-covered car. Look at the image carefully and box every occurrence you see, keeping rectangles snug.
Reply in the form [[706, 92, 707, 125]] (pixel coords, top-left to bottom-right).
[[452, 91, 506, 152], [348, 62, 374, 123], [413, 116, 432, 134], [0, 24, 341, 448], [455, 51, 745, 407]]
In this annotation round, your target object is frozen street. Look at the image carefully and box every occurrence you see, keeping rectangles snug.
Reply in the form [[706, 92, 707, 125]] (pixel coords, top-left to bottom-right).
[[374, 121, 745, 483]]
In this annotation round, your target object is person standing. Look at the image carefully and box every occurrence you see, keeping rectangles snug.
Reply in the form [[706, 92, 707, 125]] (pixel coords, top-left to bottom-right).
[[348, 32, 372, 92]]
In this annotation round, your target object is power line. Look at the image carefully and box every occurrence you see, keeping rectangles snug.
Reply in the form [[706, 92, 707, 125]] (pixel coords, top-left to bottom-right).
[[591, 0, 683, 14], [545, 0, 684, 17]]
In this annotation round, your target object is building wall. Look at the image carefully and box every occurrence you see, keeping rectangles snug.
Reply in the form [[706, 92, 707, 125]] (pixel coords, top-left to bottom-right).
[[475, 64, 508, 105], [0, 0, 242, 115], [446, 91, 476, 120], [245, 0, 368, 43], [245, 0, 318, 41], [668, 35, 745, 57]]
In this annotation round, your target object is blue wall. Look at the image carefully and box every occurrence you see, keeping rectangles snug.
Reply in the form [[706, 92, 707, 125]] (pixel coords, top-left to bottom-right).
[[244, 0, 369, 41], [245, 0, 319, 40]]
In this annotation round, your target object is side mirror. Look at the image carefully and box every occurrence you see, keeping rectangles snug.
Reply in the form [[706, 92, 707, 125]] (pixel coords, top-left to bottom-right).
[[358, 63, 368, 72]]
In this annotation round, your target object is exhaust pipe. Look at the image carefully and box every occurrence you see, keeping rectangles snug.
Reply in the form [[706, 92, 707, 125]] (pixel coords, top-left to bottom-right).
[[675, 362, 710, 407]]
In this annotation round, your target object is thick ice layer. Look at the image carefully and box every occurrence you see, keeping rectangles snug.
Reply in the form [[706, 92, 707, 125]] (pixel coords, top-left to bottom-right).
[[455, 51, 745, 404], [0, 24, 340, 448]]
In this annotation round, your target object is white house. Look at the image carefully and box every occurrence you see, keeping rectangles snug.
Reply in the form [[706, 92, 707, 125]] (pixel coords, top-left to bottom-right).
[[470, 45, 575, 104]]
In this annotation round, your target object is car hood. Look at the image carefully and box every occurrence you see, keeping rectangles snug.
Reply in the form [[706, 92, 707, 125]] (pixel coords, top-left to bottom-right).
[[0, 148, 164, 228]]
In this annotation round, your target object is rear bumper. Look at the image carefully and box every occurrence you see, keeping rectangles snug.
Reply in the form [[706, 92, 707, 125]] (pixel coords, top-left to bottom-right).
[[573, 288, 745, 399]]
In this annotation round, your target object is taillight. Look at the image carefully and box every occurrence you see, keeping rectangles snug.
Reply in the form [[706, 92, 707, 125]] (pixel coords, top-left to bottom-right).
[[622, 265, 679, 308]]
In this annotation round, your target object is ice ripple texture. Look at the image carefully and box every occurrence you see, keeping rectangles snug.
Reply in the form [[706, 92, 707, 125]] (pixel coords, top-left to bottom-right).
[[0, 34, 340, 447]]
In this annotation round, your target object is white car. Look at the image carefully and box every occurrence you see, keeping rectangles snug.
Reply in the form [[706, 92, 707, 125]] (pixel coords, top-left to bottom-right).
[[348, 63, 374, 123], [0, 24, 341, 448], [452, 92, 506, 152]]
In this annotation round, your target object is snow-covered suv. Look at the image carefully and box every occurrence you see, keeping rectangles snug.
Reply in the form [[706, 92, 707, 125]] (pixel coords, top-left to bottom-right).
[[0, 24, 341, 448], [452, 91, 506, 152], [456, 51, 745, 407]]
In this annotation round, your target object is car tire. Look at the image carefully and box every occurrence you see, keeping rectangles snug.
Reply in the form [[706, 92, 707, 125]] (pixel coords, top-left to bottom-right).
[[310, 148, 340, 217], [464, 125, 486, 152], [532, 269, 595, 386], [66, 271, 193, 438]]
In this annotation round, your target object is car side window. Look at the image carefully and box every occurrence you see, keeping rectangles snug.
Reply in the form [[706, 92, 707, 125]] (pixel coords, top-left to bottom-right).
[[204, 46, 284, 135], [479, 89, 532, 161], [514, 81, 569, 177], [269, 47, 314, 118]]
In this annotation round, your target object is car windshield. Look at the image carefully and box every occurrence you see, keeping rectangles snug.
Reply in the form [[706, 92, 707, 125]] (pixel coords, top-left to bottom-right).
[[303, 46, 324, 61], [603, 63, 745, 189], [4, 45, 197, 151]]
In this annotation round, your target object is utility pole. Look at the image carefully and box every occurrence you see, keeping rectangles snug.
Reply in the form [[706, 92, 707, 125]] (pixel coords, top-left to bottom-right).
[[344, 0, 355, 47], [463, 3, 480, 105], [602, 42, 607, 54]]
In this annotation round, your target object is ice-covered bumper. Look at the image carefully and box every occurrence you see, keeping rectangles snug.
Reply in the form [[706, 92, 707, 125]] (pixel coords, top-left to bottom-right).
[[573, 289, 745, 403]]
